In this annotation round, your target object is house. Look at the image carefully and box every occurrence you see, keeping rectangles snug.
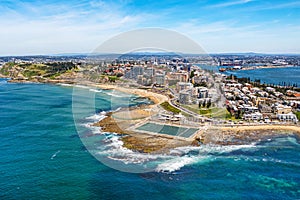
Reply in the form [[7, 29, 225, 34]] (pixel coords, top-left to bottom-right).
[[244, 105, 259, 114], [275, 105, 292, 115], [277, 112, 298, 123], [266, 87, 275, 93], [243, 112, 263, 121]]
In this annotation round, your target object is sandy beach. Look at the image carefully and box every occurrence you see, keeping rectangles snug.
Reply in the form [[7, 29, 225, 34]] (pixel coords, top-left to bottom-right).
[[90, 83, 168, 105], [8, 78, 300, 151]]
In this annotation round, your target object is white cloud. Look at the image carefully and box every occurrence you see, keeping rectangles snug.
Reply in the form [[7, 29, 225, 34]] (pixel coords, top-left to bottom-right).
[[253, 1, 300, 10], [174, 20, 300, 53], [0, 1, 146, 55], [207, 0, 253, 8]]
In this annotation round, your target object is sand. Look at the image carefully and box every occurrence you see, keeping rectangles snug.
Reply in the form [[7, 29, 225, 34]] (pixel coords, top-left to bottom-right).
[[91, 83, 168, 105]]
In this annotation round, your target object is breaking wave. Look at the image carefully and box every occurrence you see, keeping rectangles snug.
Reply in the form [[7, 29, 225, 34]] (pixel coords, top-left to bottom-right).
[[91, 131, 260, 173], [89, 88, 103, 93], [80, 112, 299, 173]]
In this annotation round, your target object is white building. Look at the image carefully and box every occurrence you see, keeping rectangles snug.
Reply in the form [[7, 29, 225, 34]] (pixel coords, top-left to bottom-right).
[[277, 112, 298, 123], [243, 112, 263, 121], [266, 87, 275, 93]]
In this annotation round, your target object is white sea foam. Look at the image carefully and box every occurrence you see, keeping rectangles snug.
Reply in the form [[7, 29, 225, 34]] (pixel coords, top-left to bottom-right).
[[93, 133, 260, 173], [154, 144, 258, 172], [105, 92, 123, 98], [89, 88, 102, 93], [74, 85, 90, 89], [155, 155, 209, 173], [85, 114, 106, 122], [82, 123, 102, 134], [82, 111, 259, 173], [57, 83, 73, 87], [80, 113, 107, 135], [201, 144, 257, 154], [97, 134, 173, 166], [93, 134, 212, 173], [172, 143, 257, 155], [50, 150, 61, 160]]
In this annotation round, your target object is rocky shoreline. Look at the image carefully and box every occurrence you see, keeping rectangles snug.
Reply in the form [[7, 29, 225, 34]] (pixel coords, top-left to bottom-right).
[[93, 111, 197, 154], [92, 101, 300, 153], [202, 127, 300, 145], [3, 77, 300, 153]]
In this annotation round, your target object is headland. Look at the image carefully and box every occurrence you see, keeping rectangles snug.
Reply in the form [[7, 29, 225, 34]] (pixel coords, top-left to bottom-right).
[[1, 56, 299, 154]]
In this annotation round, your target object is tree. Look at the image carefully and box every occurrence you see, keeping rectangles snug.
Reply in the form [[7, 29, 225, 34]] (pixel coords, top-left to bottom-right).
[[190, 70, 195, 79], [202, 100, 206, 108], [108, 76, 117, 82], [206, 99, 211, 108]]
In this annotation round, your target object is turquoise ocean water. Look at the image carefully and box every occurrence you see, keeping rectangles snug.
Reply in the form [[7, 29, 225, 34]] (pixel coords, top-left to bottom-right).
[[0, 78, 299, 199]]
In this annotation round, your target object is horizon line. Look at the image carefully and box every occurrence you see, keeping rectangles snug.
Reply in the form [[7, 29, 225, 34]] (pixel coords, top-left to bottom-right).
[[1, 51, 300, 57]]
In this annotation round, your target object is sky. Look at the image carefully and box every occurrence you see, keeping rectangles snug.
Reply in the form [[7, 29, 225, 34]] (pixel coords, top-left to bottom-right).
[[0, 0, 300, 55]]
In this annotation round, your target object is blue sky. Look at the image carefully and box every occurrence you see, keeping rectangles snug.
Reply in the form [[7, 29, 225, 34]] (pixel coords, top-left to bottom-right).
[[0, 0, 300, 55]]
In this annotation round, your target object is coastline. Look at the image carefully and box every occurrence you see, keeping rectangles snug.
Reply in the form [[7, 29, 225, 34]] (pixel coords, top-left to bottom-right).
[[90, 83, 168, 105], [240, 65, 296, 71], [3, 77, 300, 153], [91, 82, 300, 152], [198, 125, 300, 145], [0, 74, 10, 78]]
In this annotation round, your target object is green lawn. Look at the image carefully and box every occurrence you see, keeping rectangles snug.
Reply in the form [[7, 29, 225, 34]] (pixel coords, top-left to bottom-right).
[[160, 101, 181, 114], [182, 104, 230, 119], [295, 111, 300, 121]]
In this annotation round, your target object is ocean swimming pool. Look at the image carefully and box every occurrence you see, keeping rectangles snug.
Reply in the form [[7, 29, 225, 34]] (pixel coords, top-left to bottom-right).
[[136, 122, 198, 138]]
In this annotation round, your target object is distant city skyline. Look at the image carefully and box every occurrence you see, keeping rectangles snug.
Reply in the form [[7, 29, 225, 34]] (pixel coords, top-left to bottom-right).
[[1, 0, 300, 56]]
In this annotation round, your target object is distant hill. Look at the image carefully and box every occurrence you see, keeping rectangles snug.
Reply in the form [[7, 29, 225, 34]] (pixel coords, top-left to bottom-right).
[[0, 62, 78, 83]]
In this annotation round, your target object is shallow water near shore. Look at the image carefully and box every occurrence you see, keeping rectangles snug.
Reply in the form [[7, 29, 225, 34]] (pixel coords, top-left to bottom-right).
[[0, 78, 299, 199]]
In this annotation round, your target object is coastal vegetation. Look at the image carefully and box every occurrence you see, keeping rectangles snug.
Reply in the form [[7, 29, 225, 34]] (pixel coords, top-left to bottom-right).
[[295, 112, 300, 121], [0, 62, 77, 80], [160, 101, 181, 114], [1, 57, 299, 155]]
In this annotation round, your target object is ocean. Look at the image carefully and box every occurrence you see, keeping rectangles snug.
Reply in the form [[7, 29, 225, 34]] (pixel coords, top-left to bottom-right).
[[0, 78, 299, 199], [197, 65, 300, 87], [223, 66, 300, 86]]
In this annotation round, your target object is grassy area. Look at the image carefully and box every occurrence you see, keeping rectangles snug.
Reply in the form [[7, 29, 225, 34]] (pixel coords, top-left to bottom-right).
[[295, 112, 300, 121], [0, 62, 77, 80], [182, 104, 199, 114], [108, 76, 119, 82], [200, 107, 229, 118], [0, 67, 9, 76], [182, 104, 231, 119], [160, 101, 181, 114]]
